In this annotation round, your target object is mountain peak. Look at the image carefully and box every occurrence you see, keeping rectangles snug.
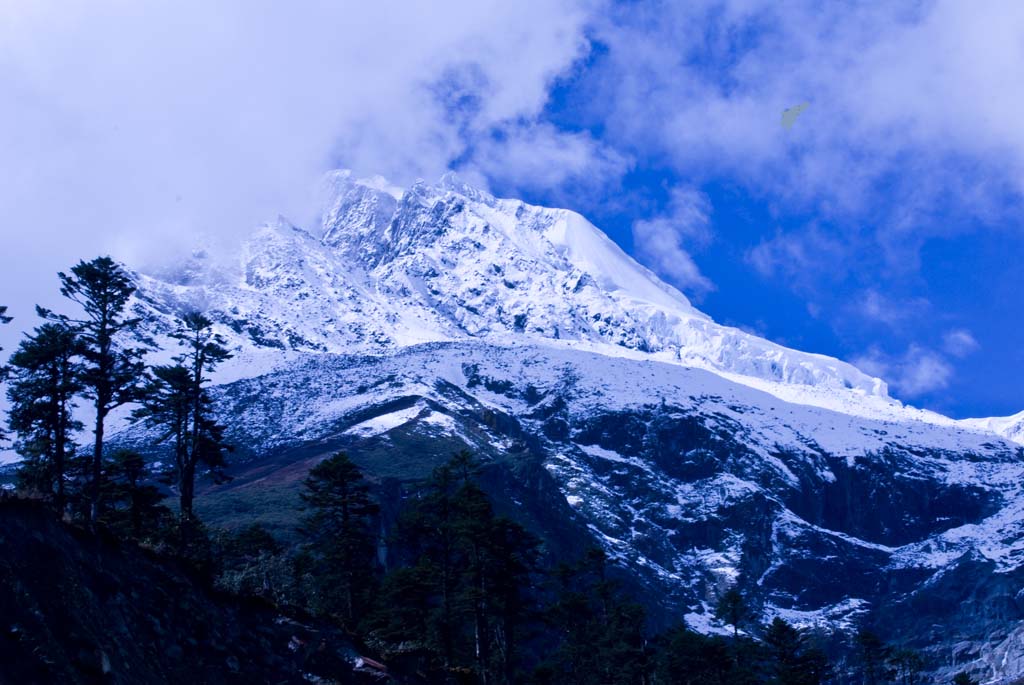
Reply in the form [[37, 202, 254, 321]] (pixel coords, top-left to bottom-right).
[[437, 170, 495, 204], [134, 169, 902, 420]]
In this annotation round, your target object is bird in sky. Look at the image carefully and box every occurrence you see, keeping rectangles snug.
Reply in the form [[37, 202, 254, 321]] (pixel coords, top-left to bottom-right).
[[781, 102, 809, 130]]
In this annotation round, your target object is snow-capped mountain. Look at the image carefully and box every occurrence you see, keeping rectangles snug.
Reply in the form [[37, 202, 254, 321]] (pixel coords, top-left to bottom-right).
[[134, 170, 1018, 439], [123, 171, 1024, 682], [137, 171, 977, 417]]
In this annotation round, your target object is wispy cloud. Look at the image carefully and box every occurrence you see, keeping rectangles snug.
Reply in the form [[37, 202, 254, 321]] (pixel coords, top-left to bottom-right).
[[465, 123, 630, 201], [942, 329, 981, 358], [632, 186, 714, 295], [855, 290, 932, 330], [853, 345, 954, 398], [745, 226, 851, 290]]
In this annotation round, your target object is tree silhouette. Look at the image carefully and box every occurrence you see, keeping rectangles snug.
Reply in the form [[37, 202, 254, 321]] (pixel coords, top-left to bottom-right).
[[135, 311, 231, 521], [299, 452, 379, 624], [715, 587, 748, 639], [6, 322, 84, 511], [42, 257, 149, 523], [0, 305, 11, 439]]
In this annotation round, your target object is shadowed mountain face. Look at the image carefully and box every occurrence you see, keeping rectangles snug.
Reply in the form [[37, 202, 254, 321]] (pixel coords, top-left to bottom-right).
[[115, 342, 1024, 682], [117, 173, 1024, 682]]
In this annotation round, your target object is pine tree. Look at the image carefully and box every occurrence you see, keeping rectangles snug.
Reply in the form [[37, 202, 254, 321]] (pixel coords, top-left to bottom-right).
[[0, 305, 12, 441], [299, 452, 379, 625], [216, 524, 294, 604], [371, 451, 540, 683], [540, 548, 647, 685], [135, 312, 231, 522], [376, 454, 463, 671], [889, 647, 924, 685], [41, 257, 149, 523], [172, 312, 231, 520], [766, 617, 803, 684], [952, 671, 978, 685], [654, 626, 734, 685], [6, 322, 84, 512], [441, 452, 539, 684], [856, 629, 892, 685], [446, 451, 507, 683], [765, 617, 830, 685], [715, 587, 748, 639], [484, 516, 540, 684], [135, 364, 192, 498], [369, 564, 436, 664], [100, 449, 169, 539]]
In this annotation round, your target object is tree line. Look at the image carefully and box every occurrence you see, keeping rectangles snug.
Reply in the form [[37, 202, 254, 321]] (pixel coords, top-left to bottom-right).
[[0, 257, 982, 684], [219, 450, 979, 685]]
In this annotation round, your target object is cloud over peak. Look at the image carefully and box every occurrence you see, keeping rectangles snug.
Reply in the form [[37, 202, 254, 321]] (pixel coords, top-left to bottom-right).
[[0, 0, 603, 311]]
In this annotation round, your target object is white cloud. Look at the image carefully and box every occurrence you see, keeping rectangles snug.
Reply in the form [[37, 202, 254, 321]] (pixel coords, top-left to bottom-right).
[[590, 0, 1024, 219], [943, 329, 980, 358], [0, 0, 603, 322], [745, 226, 849, 289], [631, 186, 714, 295], [466, 122, 630, 200], [855, 290, 932, 329], [853, 345, 954, 398]]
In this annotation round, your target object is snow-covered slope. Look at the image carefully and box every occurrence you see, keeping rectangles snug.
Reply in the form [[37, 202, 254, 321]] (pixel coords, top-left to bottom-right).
[[963, 411, 1024, 447]]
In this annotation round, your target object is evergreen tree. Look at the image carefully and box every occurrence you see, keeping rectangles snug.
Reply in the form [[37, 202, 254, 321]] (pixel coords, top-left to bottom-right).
[[216, 524, 295, 605], [6, 322, 84, 511], [100, 449, 169, 539], [766, 617, 803, 684], [764, 617, 830, 685], [856, 629, 892, 685], [410, 455, 461, 671], [952, 671, 978, 685], [373, 453, 468, 672], [135, 364, 191, 494], [484, 516, 540, 684], [135, 312, 231, 521], [715, 587, 748, 639], [539, 548, 647, 685], [0, 305, 10, 441], [173, 312, 231, 520], [371, 451, 540, 684], [42, 257, 149, 523], [299, 452, 379, 625], [888, 647, 925, 685], [654, 626, 735, 685], [444, 453, 539, 684], [369, 564, 436, 667]]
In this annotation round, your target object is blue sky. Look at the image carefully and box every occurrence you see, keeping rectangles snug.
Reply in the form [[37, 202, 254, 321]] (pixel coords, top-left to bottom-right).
[[478, 2, 1024, 419], [1, 0, 1021, 418]]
